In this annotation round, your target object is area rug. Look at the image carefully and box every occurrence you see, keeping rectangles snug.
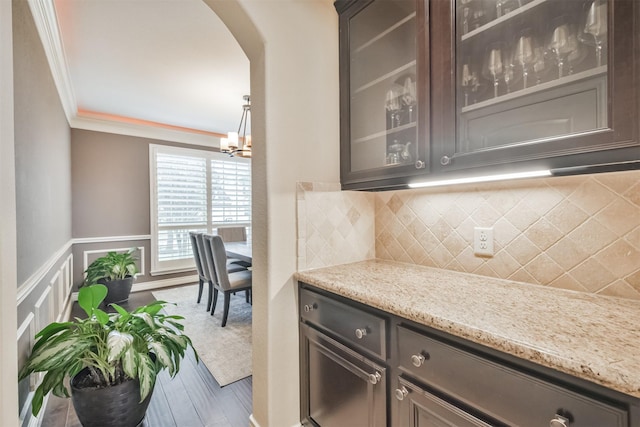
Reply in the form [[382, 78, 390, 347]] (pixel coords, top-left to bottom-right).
[[152, 284, 252, 386]]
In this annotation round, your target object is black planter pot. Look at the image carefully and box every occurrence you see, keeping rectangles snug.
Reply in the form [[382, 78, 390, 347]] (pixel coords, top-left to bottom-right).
[[100, 276, 134, 304], [71, 368, 153, 427]]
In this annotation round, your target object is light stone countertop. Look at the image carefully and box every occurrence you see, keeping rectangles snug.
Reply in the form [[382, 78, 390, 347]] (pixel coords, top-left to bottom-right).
[[295, 259, 640, 399]]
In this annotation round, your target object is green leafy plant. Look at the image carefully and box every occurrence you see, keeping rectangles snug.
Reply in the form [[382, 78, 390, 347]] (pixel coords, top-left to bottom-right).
[[84, 249, 139, 287], [18, 284, 197, 416]]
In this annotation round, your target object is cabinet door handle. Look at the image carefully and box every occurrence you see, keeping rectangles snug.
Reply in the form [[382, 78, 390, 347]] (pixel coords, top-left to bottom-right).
[[440, 155, 451, 166], [303, 303, 317, 312], [411, 354, 426, 367], [368, 371, 382, 385], [355, 328, 368, 339], [414, 160, 426, 169], [394, 386, 409, 401]]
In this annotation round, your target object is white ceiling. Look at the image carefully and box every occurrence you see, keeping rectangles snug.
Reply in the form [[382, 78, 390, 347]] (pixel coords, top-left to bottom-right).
[[51, 0, 250, 139]]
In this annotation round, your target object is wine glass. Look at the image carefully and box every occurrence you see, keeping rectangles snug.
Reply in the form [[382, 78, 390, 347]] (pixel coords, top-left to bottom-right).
[[461, 6, 472, 34], [547, 17, 579, 79], [461, 63, 478, 106], [532, 46, 548, 85], [385, 89, 401, 128], [503, 62, 514, 93], [482, 42, 506, 98], [401, 77, 417, 123], [579, 0, 608, 67], [513, 30, 537, 89]]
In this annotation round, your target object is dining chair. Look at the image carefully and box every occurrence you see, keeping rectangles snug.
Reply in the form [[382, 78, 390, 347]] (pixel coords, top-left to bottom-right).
[[204, 234, 252, 327], [194, 232, 246, 312], [189, 232, 208, 306], [216, 226, 246, 243], [217, 226, 252, 268]]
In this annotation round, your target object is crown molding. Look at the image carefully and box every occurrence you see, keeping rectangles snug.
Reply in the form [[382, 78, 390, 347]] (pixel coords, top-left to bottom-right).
[[27, 0, 76, 122], [70, 115, 222, 148], [27, 0, 224, 149]]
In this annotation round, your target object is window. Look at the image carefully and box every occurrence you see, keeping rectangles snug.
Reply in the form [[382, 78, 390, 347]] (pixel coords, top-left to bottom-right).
[[150, 144, 251, 273]]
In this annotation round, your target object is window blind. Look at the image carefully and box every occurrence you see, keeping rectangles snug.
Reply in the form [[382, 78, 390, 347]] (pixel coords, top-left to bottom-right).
[[150, 145, 251, 273], [211, 159, 251, 225]]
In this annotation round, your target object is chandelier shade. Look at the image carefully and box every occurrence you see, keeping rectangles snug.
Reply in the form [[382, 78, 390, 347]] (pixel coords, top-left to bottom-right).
[[221, 95, 251, 157]]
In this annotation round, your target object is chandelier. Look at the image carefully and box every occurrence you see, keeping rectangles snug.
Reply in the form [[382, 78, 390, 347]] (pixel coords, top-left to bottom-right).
[[220, 95, 251, 157]]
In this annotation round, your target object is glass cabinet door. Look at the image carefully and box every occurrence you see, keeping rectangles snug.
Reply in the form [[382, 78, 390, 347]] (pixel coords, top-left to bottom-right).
[[340, 0, 429, 189], [433, 0, 638, 174]]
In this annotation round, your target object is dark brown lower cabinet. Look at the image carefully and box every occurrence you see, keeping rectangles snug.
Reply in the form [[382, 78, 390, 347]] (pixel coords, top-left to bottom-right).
[[300, 324, 387, 427], [299, 282, 640, 427]]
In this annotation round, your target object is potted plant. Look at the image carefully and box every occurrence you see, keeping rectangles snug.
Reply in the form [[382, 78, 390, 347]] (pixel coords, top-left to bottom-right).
[[18, 284, 197, 427], [84, 249, 139, 304]]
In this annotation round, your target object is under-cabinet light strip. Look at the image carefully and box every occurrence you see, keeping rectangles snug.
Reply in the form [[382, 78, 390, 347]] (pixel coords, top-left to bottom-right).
[[408, 169, 552, 189]]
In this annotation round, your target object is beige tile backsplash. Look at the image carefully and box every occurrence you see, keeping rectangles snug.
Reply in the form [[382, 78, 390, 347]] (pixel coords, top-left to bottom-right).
[[297, 169, 640, 300], [297, 182, 375, 270]]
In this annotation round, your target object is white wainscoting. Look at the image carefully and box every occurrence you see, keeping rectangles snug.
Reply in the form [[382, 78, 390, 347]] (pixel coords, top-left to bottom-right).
[[56, 254, 73, 322], [16, 313, 35, 391], [17, 243, 74, 427], [17, 240, 72, 305], [72, 234, 151, 245]]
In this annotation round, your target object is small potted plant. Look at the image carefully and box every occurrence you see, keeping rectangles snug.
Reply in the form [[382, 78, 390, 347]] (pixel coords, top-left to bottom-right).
[[19, 284, 197, 427], [84, 249, 139, 304]]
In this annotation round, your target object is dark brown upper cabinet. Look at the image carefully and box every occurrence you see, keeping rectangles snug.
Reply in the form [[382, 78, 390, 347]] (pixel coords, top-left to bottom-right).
[[431, 0, 640, 178], [337, 0, 640, 191], [337, 0, 431, 190]]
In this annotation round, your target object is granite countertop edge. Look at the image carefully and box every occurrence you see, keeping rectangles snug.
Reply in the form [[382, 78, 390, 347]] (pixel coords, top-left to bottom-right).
[[295, 259, 640, 400]]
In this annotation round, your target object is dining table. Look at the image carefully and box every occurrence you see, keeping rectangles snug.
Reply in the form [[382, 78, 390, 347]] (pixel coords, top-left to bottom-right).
[[224, 241, 252, 264]]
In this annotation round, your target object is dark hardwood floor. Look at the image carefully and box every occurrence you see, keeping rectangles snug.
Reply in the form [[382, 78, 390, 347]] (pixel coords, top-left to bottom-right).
[[40, 290, 253, 427]]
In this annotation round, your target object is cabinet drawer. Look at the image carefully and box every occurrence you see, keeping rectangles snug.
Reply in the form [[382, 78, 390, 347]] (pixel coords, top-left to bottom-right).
[[395, 376, 493, 427], [397, 326, 628, 427], [300, 287, 386, 359]]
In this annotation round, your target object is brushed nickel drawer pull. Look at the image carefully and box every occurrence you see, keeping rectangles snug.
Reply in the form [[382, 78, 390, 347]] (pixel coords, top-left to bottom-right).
[[303, 303, 317, 312], [550, 413, 571, 427], [368, 371, 382, 385], [411, 353, 426, 367], [355, 328, 368, 339], [395, 386, 409, 401]]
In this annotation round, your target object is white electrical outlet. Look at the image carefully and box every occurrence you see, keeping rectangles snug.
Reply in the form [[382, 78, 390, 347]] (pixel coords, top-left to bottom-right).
[[474, 227, 494, 257]]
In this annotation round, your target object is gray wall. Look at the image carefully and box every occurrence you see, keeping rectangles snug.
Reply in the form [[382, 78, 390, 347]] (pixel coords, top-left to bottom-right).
[[13, 0, 71, 286], [71, 130, 212, 288], [71, 129, 151, 237], [13, 0, 73, 423]]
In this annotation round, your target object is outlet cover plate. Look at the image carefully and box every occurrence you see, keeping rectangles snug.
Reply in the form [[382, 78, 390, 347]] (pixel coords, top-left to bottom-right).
[[474, 227, 494, 257]]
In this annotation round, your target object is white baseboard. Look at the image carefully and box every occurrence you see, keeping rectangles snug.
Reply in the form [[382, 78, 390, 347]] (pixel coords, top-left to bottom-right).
[[131, 274, 198, 293], [248, 414, 302, 427]]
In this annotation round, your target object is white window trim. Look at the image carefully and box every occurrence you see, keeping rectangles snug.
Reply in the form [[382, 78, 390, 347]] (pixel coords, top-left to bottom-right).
[[149, 144, 251, 275]]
